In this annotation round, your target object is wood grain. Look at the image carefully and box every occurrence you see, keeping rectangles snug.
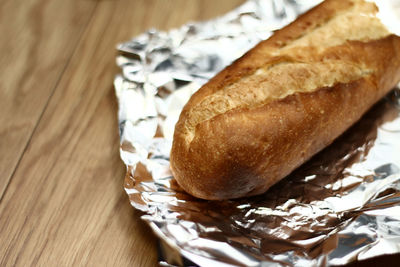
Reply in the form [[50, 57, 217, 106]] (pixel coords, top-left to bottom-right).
[[0, 0, 97, 198], [0, 0, 244, 266]]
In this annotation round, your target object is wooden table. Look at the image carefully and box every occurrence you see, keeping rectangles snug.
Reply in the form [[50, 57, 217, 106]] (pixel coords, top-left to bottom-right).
[[1, 0, 399, 266], [0, 0, 244, 266]]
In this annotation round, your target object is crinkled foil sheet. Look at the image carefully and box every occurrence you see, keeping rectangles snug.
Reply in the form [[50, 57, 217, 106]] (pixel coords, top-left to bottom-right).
[[114, 1, 400, 266]]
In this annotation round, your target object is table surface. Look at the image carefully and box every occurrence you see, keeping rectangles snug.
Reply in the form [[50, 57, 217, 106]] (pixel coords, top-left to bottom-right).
[[1, 0, 399, 266]]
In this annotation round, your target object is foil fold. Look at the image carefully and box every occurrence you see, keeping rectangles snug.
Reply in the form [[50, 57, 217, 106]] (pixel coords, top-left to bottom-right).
[[115, 1, 400, 266]]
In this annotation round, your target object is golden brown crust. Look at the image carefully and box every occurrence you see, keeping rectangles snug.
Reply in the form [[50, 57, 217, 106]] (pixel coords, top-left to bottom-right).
[[181, 0, 373, 109], [170, 0, 400, 200]]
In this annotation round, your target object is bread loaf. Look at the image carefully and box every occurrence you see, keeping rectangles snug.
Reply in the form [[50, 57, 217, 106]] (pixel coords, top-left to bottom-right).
[[170, 0, 400, 200]]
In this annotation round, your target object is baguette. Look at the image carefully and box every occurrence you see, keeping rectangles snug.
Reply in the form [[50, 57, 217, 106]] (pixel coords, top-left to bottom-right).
[[170, 0, 400, 200]]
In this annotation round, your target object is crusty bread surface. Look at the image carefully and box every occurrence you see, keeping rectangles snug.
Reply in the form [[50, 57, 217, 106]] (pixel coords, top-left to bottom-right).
[[170, 0, 400, 200]]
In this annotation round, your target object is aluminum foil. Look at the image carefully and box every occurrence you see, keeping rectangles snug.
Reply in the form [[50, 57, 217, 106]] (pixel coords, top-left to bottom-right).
[[114, 0, 400, 266]]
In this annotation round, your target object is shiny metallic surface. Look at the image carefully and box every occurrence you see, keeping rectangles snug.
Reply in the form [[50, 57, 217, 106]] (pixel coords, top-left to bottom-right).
[[114, 1, 400, 266]]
